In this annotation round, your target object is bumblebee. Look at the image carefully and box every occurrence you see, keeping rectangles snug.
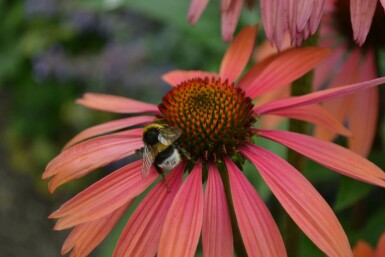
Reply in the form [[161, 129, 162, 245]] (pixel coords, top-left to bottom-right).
[[137, 120, 190, 186]]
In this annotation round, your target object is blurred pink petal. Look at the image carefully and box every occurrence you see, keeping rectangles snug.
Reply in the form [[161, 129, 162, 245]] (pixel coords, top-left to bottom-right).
[[260, 0, 286, 49], [225, 157, 287, 257], [241, 143, 352, 257], [257, 129, 385, 187], [254, 77, 385, 114], [162, 70, 219, 87], [188, 0, 210, 24], [267, 104, 351, 137], [113, 164, 185, 257], [221, 0, 243, 42], [76, 93, 160, 114], [239, 47, 330, 99], [62, 202, 131, 257], [350, 0, 377, 46], [63, 116, 154, 150], [353, 241, 374, 257], [220, 25, 257, 83], [50, 161, 158, 229], [221, 0, 232, 10], [376, 233, 385, 257], [43, 130, 143, 192], [202, 162, 233, 257], [158, 160, 203, 257]]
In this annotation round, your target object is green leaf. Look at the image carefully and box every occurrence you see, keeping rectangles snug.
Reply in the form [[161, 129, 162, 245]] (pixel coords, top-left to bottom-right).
[[334, 176, 373, 211]]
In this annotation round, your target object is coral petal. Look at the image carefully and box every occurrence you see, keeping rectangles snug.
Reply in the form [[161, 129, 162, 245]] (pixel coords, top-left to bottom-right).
[[220, 25, 257, 82], [62, 202, 131, 257], [202, 163, 233, 257], [162, 70, 219, 87], [376, 233, 385, 257], [353, 241, 374, 257], [225, 158, 287, 257], [76, 93, 160, 114], [63, 116, 154, 150], [51, 161, 158, 229], [257, 129, 385, 188], [240, 47, 330, 99], [113, 164, 185, 257], [267, 104, 351, 137], [158, 160, 203, 257], [241, 143, 352, 257], [254, 77, 385, 114]]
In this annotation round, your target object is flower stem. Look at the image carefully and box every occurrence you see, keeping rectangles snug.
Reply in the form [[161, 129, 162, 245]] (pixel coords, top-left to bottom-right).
[[218, 162, 248, 257], [285, 34, 318, 257]]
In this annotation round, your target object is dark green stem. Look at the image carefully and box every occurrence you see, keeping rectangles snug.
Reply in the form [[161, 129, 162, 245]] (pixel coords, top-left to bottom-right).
[[218, 162, 248, 257], [285, 34, 318, 257]]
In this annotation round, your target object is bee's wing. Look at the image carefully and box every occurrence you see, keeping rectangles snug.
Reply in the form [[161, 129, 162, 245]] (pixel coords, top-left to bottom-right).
[[158, 127, 181, 145], [141, 145, 154, 178]]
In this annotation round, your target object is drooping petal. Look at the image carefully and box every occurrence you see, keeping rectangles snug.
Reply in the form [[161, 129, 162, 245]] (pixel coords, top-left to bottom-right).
[[162, 70, 219, 87], [76, 93, 160, 114], [158, 160, 203, 257], [254, 77, 385, 114], [62, 202, 131, 257], [353, 241, 374, 257], [63, 116, 154, 150], [202, 162, 233, 257], [50, 161, 158, 229], [241, 143, 352, 257], [221, 0, 243, 42], [219, 25, 257, 83], [257, 129, 385, 187], [375, 233, 385, 257], [188, 0, 210, 24], [350, 0, 377, 46], [260, 0, 286, 49], [266, 104, 351, 137], [43, 130, 143, 192], [224, 157, 287, 257], [113, 163, 185, 257], [239, 47, 330, 99]]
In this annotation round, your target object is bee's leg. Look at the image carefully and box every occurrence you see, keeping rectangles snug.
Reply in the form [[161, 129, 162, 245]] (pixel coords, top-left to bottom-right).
[[154, 165, 170, 192]]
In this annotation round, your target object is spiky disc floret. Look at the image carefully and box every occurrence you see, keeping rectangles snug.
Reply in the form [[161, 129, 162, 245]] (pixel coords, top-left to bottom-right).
[[159, 77, 255, 160]]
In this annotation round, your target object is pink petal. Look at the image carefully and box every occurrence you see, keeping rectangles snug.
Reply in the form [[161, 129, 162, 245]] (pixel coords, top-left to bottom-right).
[[260, 0, 286, 49], [347, 51, 378, 156], [224, 157, 287, 257], [113, 163, 185, 257], [50, 160, 158, 229], [308, 0, 325, 35], [43, 130, 143, 192], [241, 143, 352, 257], [221, 0, 232, 10], [348, 87, 378, 156], [266, 104, 351, 137], [254, 77, 385, 114], [162, 70, 219, 87], [76, 93, 160, 114], [63, 116, 154, 150], [375, 233, 385, 257], [158, 160, 203, 257], [188, 0, 210, 24], [257, 129, 385, 187], [350, 0, 377, 46], [239, 47, 330, 99], [202, 162, 233, 257], [219, 25, 257, 83], [221, 0, 243, 42], [62, 202, 131, 257]]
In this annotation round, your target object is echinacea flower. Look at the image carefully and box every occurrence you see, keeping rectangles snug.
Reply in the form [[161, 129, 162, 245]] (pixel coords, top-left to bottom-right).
[[353, 233, 385, 257], [44, 25, 385, 257], [312, 0, 385, 156]]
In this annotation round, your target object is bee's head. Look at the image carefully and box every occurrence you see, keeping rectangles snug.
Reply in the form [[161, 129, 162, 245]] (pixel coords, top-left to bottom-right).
[[143, 127, 160, 145]]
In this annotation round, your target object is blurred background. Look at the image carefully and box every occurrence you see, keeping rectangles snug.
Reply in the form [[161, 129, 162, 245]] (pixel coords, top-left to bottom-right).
[[1, 0, 385, 256]]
